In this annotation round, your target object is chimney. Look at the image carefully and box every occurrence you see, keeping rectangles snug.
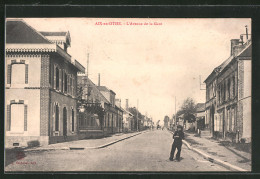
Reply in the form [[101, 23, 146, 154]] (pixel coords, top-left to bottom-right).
[[125, 99, 129, 110], [230, 39, 240, 56], [115, 99, 121, 107], [98, 73, 100, 86]]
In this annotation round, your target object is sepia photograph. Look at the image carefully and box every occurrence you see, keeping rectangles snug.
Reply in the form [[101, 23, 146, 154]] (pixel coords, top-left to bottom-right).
[[4, 17, 252, 172]]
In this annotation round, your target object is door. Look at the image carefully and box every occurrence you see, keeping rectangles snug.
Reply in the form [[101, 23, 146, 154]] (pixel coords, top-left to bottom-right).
[[63, 107, 67, 136]]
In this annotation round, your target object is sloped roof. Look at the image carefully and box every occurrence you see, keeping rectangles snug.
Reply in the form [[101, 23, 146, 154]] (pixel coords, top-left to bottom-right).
[[40, 31, 71, 47], [6, 20, 51, 44], [40, 32, 67, 36], [195, 103, 205, 112], [204, 40, 251, 83], [97, 86, 110, 92], [83, 77, 110, 104]]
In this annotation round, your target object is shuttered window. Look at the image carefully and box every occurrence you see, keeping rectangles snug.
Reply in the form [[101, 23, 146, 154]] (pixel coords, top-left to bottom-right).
[[6, 105, 11, 131], [7, 65, 11, 84], [11, 64, 25, 85], [55, 104, 59, 131], [11, 104, 24, 132], [72, 109, 74, 132], [25, 64, 28, 84], [24, 105, 28, 131]]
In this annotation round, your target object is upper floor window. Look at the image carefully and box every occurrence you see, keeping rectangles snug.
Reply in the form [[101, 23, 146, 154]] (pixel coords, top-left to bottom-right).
[[55, 67, 59, 90], [7, 60, 28, 86]]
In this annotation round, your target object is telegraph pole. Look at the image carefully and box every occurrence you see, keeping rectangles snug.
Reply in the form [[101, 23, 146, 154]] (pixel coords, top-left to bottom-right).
[[175, 96, 177, 126], [137, 99, 139, 131]]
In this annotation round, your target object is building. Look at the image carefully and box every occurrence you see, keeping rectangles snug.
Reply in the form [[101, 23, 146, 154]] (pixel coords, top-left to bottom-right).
[[77, 75, 110, 138], [96, 86, 123, 134], [194, 103, 206, 131], [204, 32, 251, 143], [5, 19, 85, 147]]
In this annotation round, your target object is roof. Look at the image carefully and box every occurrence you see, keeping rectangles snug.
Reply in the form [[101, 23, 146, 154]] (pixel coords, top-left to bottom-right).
[[40, 31, 71, 47], [97, 86, 110, 92], [204, 40, 251, 83], [40, 32, 67, 36], [6, 19, 85, 73], [97, 86, 116, 95], [6, 20, 51, 44], [195, 103, 205, 112], [79, 76, 110, 104]]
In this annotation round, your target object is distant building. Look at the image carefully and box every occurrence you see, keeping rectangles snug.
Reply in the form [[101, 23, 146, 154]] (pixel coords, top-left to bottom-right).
[[97, 86, 123, 134], [5, 19, 85, 147], [194, 103, 206, 131], [163, 116, 170, 128], [205, 32, 251, 143]]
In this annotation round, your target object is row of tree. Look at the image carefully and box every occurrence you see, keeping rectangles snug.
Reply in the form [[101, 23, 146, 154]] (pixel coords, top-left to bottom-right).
[[165, 97, 197, 125]]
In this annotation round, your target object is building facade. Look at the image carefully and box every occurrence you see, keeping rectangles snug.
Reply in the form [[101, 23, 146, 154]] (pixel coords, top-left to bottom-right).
[[5, 19, 85, 147], [205, 34, 251, 143]]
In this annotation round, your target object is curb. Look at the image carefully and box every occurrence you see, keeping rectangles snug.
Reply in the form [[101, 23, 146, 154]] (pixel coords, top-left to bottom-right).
[[168, 130, 247, 172], [25, 131, 146, 152]]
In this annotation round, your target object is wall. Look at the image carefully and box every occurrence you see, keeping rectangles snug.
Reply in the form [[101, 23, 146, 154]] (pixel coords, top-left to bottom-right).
[[50, 91, 77, 137], [5, 54, 43, 147]]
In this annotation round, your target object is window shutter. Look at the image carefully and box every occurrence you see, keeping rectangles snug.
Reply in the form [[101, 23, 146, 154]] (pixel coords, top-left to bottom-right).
[[25, 64, 28, 84], [6, 105, 11, 131], [63, 70, 65, 92], [7, 65, 11, 84], [24, 105, 28, 131], [54, 66, 56, 89], [67, 74, 69, 94], [59, 69, 62, 91]]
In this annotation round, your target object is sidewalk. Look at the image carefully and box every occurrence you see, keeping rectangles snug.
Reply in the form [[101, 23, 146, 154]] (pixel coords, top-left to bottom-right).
[[184, 132, 251, 171], [24, 131, 145, 151]]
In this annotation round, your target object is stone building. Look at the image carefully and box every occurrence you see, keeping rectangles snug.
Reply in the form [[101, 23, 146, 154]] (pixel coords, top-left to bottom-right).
[[5, 19, 85, 147], [204, 33, 251, 143]]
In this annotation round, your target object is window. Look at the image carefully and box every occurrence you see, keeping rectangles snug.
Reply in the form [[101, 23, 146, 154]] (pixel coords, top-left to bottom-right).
[[72, 109, 74, 132], [226, 109, 230, 131], [11, 64, 25, 85], [228, 79, 231, 100], [64, 73, 68, 93], [231, 108, 235, 131], [55, 67, 59, 90], [232, 76, 236, 98], [11, 104, 25, 132], [7, 61, 28, 85], [55, 104, 59, 131], [223, 83, 226, 102]]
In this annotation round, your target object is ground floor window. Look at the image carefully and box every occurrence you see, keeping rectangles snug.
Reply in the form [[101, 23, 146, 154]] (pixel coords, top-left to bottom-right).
[[10, 104, 25, 132], [71, 109, 74, 132], [55, 104, 59, 131]]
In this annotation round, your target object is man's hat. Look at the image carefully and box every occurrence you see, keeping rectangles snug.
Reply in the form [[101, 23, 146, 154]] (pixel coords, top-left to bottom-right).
[[177, 125, 183, 129]]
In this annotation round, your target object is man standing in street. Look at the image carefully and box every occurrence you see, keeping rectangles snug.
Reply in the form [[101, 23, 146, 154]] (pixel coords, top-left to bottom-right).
[[169, 125, 184, 162]]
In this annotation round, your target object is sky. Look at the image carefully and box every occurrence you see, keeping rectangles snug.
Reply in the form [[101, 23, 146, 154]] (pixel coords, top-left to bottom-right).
[[20, 18, 251, 122]]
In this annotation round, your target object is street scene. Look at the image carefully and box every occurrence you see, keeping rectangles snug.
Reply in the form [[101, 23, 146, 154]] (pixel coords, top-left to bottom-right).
[[5, 18, 251, 172]]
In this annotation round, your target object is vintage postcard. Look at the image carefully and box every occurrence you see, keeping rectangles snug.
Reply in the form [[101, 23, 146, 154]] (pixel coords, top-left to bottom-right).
[[4, 18, 251, 172]]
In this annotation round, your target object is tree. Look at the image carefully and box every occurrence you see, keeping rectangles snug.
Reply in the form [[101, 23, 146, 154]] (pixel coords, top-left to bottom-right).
[[177, 97, 196, 123], [164, 115, 170, 127]]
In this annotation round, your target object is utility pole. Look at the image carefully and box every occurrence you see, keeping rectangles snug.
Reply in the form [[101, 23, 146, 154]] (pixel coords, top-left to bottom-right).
[[137, 99, 139, 131], [87, 53, 89, 78], [175, 96, 177, 127]]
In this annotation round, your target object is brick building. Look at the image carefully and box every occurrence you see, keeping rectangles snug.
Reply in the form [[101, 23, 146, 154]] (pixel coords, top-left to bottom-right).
[[204, 33, 251, 143], [5, 19, 85, 147], [97, 86, 123, 134], [77, 75, 123, 136]]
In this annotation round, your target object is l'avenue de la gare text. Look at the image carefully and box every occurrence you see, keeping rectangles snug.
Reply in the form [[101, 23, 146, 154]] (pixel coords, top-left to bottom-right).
[[95, 22, 163, 25]]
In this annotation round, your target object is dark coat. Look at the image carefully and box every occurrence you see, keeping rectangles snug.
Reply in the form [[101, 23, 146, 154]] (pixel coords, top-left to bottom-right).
[[173, 130, 184, 144]]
